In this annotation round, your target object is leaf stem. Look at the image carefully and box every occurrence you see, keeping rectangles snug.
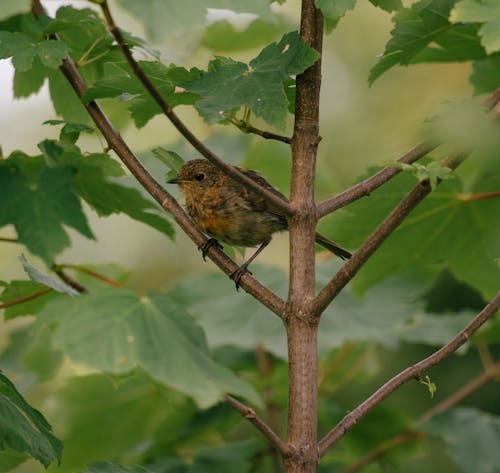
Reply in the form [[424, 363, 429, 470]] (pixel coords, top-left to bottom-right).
[[54, 263, 122, 288], [457, 190, 500, 202], [0, 287, 52, 308], [228, 116, 292, 144]]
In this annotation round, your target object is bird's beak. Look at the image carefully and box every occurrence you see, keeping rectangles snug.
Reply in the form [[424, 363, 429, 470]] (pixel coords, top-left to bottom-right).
[[168, 177, 180, 184]]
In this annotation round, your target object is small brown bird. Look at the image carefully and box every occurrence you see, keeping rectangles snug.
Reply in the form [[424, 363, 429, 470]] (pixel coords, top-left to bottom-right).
[[169, 159, 351, 288]]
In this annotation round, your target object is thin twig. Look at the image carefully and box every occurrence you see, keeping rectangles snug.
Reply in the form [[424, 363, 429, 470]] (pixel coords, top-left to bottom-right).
[[340, 432, 425, 473], [318, 292, 500, 457], [340, 359, 500, 473], [0, 287, 52, 308], [228, 117, 292, 144], [317, 86, 500, 218], [55, 263, 122, 288], [99, 0, 293, 216], [255, 346, 283, 473], [316, 141, 437, 217], [31, 0, 286, 319], [52, 268, 88, 293], [313, 151, 468, 317], [417, 360, 500, 424], [224, 394, 290, 457]]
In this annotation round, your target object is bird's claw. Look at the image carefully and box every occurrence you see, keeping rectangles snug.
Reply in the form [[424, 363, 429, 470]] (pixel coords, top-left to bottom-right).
[[230, 266, 252, 291], [198, 238, 223, 261]]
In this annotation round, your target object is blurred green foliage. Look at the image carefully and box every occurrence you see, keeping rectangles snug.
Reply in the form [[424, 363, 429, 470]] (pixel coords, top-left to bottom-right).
[[0, 1, 499, 473]]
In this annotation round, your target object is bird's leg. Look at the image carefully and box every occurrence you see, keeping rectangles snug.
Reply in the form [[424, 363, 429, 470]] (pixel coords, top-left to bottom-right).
[[230, 239, 271, 290], [199, 238, 223, 261]]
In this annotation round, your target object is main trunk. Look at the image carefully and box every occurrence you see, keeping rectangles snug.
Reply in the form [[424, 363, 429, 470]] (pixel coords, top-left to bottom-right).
[[284, 315, 319, 472]]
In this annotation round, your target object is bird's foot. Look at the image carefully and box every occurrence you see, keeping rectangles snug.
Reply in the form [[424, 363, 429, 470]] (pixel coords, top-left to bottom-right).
[[230, 265, 252, 291], [198, 238, 223, 261]]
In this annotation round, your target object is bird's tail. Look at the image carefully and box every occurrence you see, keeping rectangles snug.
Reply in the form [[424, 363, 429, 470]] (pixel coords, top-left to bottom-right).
[[315, 232, 352, 260]]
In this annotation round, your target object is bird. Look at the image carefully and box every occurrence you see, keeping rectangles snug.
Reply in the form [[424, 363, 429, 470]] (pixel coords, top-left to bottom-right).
[[168, 159, 351, 288]]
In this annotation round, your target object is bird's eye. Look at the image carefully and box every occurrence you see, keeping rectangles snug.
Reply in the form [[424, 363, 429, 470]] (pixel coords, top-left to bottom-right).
[[194, 173, 205, 182]]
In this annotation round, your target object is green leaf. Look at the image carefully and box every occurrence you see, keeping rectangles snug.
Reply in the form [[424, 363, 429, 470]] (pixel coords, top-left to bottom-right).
[[185, 31, 320, 127], [451, 0, 500, 54], [44, 6, 113, 61], [388, 161, 455, 189], [0, 280, 60, 320], [0, 372, 63, 468], [169, 264, 474, 357], [369, 0, 486, 84], [37, 139, 175, 239], [34, 289, 261, 408], [471, 54, 500, 94], [114, 0, 271, 44], [422, 408, 500, 473], [0, 31, 67, 71], [43, 120, 95, 144], [418, 375, 437, 398], [47, 68, 90, 123], [168, 266, 288, 359], [319, 168, 500, 299], [19, 254, 79, 296], [0, 153, 94, 265], [13, 56, 47, 98], [151, 148, 185, 181], [52, 373, 196, 473], [315, 0, 356, 32], [368, 0, 402, 12], [83, 61, 201, 128]]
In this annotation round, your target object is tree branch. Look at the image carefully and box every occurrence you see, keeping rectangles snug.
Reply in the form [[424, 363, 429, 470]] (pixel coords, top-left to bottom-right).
[[340, 432, 425, 473], [318, 292, 500, 457], [317, 85, 500, 218], [313, 151, 467, 317], [339, 359, 500, 473], [98, 0, 293, 216], [52, 268, 88, 293], [31, 0, 286, 319], [228, 117, 292, 144], [283, 2, 324, 472], [224, 394, 290, 457], [316, 141, 437, 217], [417, 359, 500, 425]]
